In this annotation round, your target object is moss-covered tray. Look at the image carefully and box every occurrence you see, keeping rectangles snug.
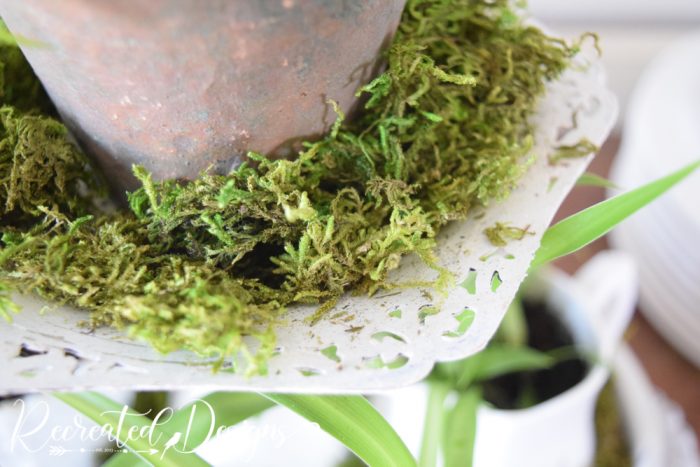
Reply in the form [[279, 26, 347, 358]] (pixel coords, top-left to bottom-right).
[[0, 36, 616, 393]]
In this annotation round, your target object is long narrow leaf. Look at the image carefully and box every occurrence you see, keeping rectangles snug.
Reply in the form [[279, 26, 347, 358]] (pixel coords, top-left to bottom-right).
[[533, 160, 699, 267], [443, 388, 480, 467], [576, 172, 619, 189], [494, 299, 528, 347], [450, 346, 555, 390], [458, 346, 555, 388], [103, 392, 274, 467], [419, 381, 450, 467], [54, 392, 210, 467], [263, 394, 416, 467]]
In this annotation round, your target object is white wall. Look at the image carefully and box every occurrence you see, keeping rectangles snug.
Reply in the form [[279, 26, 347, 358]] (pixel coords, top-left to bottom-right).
[[528, 0, 700, 23], [527, 0, 700, 125]]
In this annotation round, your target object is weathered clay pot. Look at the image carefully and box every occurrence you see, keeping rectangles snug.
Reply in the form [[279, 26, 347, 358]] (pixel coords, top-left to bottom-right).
[[0, 0, 406, 191]]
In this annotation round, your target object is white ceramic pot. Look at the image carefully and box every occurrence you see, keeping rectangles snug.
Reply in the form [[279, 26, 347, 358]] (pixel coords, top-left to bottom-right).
[[613, 345, 700, 467], [380, 251, 638, 466], [472, 251, 638, 467]]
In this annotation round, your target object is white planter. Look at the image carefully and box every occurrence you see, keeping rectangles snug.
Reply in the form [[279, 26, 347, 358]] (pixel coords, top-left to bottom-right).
[[473, 251, 638, 467], [613, 345, 700, 467], [381, 251, 639, 466]]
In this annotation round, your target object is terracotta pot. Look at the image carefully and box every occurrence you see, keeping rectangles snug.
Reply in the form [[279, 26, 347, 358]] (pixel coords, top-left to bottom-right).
[[0, 0, 406, 191]]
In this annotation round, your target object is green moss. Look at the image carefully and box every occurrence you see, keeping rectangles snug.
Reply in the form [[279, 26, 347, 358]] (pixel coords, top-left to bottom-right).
[[484, 222, 534, 247], [550, 138, 599, 164], [0, 22, 52, 113], [594, 382, 632, 467], [0, 0, 581, 373], [0, 107, 102, 219]]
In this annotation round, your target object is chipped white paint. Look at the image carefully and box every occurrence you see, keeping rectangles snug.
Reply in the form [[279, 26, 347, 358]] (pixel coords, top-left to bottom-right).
[[0, 44, 616, 394]]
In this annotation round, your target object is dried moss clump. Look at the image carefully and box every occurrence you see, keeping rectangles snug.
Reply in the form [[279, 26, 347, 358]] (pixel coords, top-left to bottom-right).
[[0, 0, 581, 373]]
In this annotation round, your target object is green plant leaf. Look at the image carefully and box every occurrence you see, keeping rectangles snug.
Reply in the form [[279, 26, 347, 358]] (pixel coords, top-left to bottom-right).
[[419, 381, 450, 467], [443, 388, 480, 467], [103, 392, 274, 467], [53, 392, 210, 467], [452, 346, 555, 389], [470, 346, 555, 383], [0, 28, 48, 47], [576, 172, 619, 189], [533, 160, 700, 267], [263, 394, 416, 467], [494, 298, 528, 347]]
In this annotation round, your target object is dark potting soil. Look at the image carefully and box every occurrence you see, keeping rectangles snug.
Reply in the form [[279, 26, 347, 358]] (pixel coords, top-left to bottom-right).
[[482, 299, 589, 410]]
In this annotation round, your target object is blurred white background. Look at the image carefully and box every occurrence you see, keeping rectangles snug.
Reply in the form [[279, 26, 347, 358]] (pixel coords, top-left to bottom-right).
[[529, 0, 700, 125]]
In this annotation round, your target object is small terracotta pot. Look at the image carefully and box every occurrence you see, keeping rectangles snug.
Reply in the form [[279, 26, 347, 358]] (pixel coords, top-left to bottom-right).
[[0, 0, 406, 191]]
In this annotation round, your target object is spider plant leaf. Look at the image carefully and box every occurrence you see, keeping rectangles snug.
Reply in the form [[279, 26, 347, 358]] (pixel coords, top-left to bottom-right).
[[533, 160, 700, 267], [442, 388, 480, 467], [445, 346, 555, 390], [263, 394, 416, 467], [576, 172, 619, 189], [419, 381, 451, 467]]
